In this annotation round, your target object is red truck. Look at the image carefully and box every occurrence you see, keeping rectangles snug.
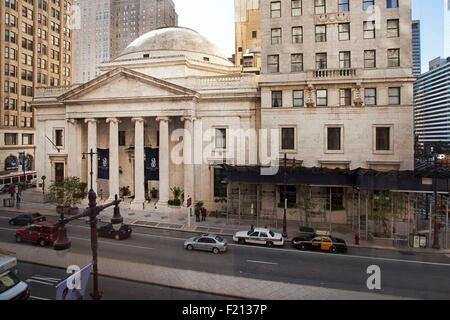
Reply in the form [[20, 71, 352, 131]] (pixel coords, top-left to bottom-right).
[[15, 222, 59, 247]]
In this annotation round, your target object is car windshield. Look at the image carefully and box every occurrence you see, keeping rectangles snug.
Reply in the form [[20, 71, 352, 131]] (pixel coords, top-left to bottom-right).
[[269, 230, 275, 237], [193, 237, 200, 242], [0, 271, 20, 294], [215, 236, 224, 243]]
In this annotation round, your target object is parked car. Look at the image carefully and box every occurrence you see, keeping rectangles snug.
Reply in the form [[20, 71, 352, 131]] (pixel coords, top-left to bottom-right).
[[292, 235, 347, 253], [9, 213, 46, 226], [184, 234, 227, 254], [15, 222, 59, 247], [233, 228, 284, 247], [97, 223, 132, 240]]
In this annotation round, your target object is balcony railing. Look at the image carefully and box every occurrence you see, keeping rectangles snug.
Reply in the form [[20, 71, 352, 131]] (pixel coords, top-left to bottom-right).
[[313, 68, 356, 78]]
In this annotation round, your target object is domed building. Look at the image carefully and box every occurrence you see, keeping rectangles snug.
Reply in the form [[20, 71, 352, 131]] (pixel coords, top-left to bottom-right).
[[33, 27, 260, 212]]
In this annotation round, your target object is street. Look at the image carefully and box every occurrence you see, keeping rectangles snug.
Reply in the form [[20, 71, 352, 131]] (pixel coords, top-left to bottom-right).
[[1, 211, 450, 300]]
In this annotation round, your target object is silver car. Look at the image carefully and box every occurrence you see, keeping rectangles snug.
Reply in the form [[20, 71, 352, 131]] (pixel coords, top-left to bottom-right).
[[184, 234, 228, 254]]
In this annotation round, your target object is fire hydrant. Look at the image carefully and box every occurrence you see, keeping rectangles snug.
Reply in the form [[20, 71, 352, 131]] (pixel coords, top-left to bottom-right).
[[355, 233, 360, 245]]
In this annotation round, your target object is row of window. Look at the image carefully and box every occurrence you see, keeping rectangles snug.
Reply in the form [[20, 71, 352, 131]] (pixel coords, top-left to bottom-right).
[[4, 133, 34, 146], [271, 19, 400, 46], [3, 81, 33, 96], [267, 49, 400, 73], [279, 126, 392, 152], [3, 116, 34, 128], [271, 87, 401, 107], [3, 98, 32, 112], [270, 0, 399, 18]]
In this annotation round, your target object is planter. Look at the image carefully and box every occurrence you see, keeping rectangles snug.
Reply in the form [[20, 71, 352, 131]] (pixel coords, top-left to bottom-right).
[[56, 206, 79, 216], [369, 233, 393, 247]]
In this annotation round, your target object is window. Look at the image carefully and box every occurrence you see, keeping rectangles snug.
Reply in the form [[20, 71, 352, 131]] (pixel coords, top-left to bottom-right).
[[315, 25, 327, 42], [252, 30, 257, 38], [315, 0, 326, 14], [281, 128, 295, 150], [267, 55, 280, 73], [316, 53, 327, 70], [388, 87, 401, 105], [327, 127, 342, 151], [4, 134, 18, 145], [54, 129, 64, 147], [365, 88, 377, 105], [279, 186, 297, 207], [339, 51, 351, 68], [376, 127, 391, 151], [291, 54, 303, 72], [326, 187, 345, 210], [387, 19, 400, 38], [363, 0, 374, 10], [22, 134, 34, 145], [119, 131, 126, 146], [339, 89, 352, 106], [388, 49, 400, 67], [386, 0, 399, 8], [270, 1, 281, 18], [292, 26, 303, 43], [214, 128, 227, 149], [213, 168, 227, 198], [364, 50, 376, 68], [338, 0, 350, 11], [292, 0, 302, 16], [316, 89, 328, 106], [293, 90, 304, 107], [363, 21, 376, 39], [338, 23, 350, 40], [271, 28, 282, 45], [272, 91, 283, 108]]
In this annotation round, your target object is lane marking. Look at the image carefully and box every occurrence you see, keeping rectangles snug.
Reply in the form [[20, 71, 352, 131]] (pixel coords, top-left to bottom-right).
[[26, 279, 56, 286], [2, 225, 450, 268], [34, 275, 61, 282], [247, 260, 278, 266], [30, 276, 60, 284], [30, 296, 51, 301]]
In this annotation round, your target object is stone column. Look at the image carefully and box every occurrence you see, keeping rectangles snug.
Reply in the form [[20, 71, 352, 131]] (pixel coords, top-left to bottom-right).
[[67, 119, 82, 178], [106, 118, 120, 201], [131, 117, 146, 209], [182, 117, 194, 206], [85, 118, 98, 193], [157, 117, 170, 206]]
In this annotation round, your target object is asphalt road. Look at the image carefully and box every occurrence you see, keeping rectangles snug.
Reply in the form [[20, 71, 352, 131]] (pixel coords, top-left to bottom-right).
[[1, 211, 450, 300], [17, 262, 232, 300]]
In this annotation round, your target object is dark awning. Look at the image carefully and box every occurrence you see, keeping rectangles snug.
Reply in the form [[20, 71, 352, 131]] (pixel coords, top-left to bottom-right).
[[222, 165, 450, 193]]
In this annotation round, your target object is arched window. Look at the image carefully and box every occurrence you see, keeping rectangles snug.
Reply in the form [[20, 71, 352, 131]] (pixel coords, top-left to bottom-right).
[[5, 155, 18, 171]]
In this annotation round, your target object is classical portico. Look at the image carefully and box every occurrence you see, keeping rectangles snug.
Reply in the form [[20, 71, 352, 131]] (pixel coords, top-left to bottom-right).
[[33, 27, 259, 212]]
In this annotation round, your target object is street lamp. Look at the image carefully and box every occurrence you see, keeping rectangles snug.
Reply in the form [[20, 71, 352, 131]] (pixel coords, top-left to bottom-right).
[[53, 149, 123, 300], [282, 154, 288, 238]]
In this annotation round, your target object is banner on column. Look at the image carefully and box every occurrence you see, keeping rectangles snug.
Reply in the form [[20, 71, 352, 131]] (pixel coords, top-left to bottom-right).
[[145, 148, 159, 181], [97, 148, 109, 180]]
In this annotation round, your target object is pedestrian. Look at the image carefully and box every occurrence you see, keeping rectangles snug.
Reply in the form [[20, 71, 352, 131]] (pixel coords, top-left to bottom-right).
[[16, 192, 21, 209], [195, 208, 200, 222], [9, 185, 16, 199], [201, 207, 207, 222]]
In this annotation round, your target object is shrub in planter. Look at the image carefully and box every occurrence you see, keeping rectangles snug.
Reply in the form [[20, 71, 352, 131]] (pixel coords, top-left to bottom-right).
[[46, 177, 87, 215], [168, 199, 182, 206]]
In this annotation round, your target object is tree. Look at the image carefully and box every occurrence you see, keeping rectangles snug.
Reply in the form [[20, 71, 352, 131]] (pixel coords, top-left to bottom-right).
[[46, 177, 88, 208]]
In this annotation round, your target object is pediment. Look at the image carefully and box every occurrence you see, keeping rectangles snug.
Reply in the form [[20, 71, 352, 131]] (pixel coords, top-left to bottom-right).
[[59, 67, 198, 102]]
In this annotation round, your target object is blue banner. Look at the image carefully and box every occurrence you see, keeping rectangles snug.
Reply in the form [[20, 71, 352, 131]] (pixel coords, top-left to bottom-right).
[[145, 148, 159, 181], [56, 263, 93, 300], [97, 148, 109, 180]]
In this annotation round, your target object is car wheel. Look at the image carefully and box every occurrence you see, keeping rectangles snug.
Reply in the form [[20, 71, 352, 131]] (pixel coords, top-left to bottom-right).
[[38, 239, 46, 247], [300, 244, 306, 250], [9, 220, 15, 226], [212, 247, 220, 255], [187, 244, 194, 251], [238, 238, 246, 245], [266, 241, 274, 248], [330, 246, 337, 253], [114, 234, 120, 241], [15, 235, 22, 243]]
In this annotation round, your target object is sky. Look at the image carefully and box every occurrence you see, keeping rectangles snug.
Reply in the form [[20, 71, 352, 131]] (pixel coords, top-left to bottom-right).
[[174, 0, 445, 72]]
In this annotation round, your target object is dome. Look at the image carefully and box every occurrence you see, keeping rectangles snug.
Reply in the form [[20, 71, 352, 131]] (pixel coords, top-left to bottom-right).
[[115, 27, 232, 66]]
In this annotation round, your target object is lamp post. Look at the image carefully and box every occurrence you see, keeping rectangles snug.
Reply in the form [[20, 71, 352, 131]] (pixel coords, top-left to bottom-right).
[[282, 153, 288, 238], [54, 149, 123, 300]]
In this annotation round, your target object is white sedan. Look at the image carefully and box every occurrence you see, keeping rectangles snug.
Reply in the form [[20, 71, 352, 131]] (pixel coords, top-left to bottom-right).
[[233, 228, 284, 247]]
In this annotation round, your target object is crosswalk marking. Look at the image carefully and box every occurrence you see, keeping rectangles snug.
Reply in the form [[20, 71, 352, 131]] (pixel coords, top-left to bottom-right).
[[27, 275, 61, 287], [30, 296, 51, 301]]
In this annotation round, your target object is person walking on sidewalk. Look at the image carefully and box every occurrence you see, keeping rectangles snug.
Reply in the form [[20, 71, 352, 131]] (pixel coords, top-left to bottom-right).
[[9, 185, 16, 199], [195, 207, 200, 222], [16, 191, 21, 209], [201, 207, 207, 222]]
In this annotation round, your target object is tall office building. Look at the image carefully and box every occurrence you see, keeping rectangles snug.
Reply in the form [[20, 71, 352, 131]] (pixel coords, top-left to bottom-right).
[[259, 0, 416, 171], [110, 0, 178, 59], [0, 0, 73, 173], [414, 56, 450, 144], [235, 0, 261, 72], [74, 0, 178, 84], [412, 20, 421, 76], [445, 0, 450, 58]]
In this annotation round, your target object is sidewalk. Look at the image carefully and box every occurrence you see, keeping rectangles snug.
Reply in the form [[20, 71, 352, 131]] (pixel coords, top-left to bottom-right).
[[2, 189, 450, 255], [1, 240, 410, 300]]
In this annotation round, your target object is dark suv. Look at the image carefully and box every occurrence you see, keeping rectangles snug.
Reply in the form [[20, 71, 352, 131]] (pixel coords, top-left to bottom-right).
[[15, 222, 59, 247], [9, 213, 46, 226]]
